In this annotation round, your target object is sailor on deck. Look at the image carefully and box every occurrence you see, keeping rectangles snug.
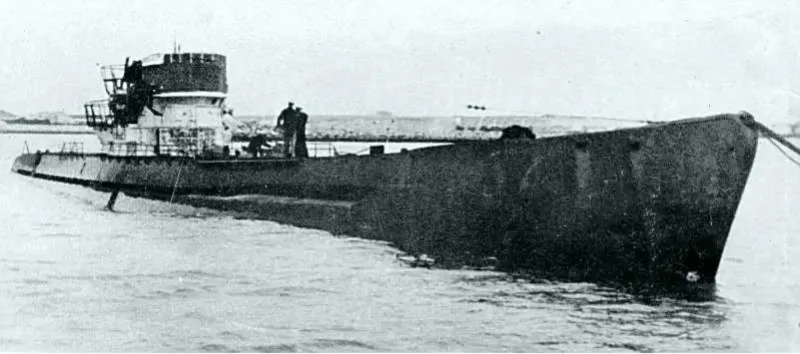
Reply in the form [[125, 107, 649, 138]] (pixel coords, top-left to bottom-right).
[[221, 125, 233, 156], [276, 102, 296, 157], [247, 134, 270, 157], [216, 109, 235, 157], [294, 107, 309, 158]]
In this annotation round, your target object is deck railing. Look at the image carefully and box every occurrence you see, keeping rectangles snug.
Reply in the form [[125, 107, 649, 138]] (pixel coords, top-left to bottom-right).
[[44, 139, 368, 161], [309, 142, 337, 158], [60, 141, 84, 155], [104, 141, 202, 157]]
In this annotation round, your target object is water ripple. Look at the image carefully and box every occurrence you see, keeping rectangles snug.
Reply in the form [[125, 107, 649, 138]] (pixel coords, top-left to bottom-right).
[[308, 338, 379, 351], [229, 286, 336, 298], [248, 344, 299, 353]]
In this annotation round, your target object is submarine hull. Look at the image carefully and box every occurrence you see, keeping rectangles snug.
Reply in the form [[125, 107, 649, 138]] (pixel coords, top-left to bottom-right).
[[11, 113, 759, 286]]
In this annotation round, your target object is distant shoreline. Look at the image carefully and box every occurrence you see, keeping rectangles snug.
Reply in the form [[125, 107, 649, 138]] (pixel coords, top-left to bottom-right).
[[0, 130, 95, 135], [0, 123, 95, 135]]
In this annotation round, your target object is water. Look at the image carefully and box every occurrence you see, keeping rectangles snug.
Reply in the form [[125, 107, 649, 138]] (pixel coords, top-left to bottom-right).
[[2, 133, 800, 352]]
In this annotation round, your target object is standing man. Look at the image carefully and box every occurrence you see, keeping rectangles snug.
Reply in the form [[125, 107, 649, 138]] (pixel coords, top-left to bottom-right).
[[222, 108, 234, 156], [294, 107, 309, 158], [276, 102, 296, 157], [221, 125, 233, 157]]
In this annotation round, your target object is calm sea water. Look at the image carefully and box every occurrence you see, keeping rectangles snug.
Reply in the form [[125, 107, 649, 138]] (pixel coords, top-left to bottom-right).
[[2, 133, 800, 352]]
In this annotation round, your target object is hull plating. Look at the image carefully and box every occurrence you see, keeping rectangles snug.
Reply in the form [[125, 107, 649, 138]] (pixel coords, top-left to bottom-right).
[[11, 113, 759, 286]]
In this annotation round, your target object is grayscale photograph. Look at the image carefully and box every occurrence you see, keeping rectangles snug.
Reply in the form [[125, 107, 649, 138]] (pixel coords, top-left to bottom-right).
[[1, 0, 799, 352]]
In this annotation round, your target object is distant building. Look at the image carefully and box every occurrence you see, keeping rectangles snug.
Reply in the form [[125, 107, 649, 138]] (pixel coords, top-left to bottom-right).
[[29, 111, 84, 125]]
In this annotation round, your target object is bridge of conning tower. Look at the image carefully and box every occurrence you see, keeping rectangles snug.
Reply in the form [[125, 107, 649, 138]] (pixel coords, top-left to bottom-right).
[[98, 53, 228, 98], [139, 53, 227, 94], [86, 53, 232, 158], [90, 53, 228, 126]]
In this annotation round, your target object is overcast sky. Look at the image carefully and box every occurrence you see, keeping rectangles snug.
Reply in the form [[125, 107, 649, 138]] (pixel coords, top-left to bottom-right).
[[1, 0, 798, 122]]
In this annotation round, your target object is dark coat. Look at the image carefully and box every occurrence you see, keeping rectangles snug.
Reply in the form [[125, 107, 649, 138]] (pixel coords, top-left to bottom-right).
[[277, 107, 296, 132]]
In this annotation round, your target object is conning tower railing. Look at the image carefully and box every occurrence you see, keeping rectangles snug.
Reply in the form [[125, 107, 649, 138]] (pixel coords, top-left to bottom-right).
[[100, 65, 127, 97], [84, 100, 114, 129]]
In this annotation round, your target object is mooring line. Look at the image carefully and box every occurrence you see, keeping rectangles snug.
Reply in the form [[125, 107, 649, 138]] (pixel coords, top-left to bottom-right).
[[754, 122, 800, 169], [766, 135, 800, 169]]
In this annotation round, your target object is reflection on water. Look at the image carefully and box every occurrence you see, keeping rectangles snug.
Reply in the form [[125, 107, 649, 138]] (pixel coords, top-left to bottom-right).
[[2, 133, 800, 351], [451, 273, 732, 352]]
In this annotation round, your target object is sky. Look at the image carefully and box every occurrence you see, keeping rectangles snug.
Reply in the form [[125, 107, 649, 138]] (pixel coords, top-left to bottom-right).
[[1, 0, 799, 122]]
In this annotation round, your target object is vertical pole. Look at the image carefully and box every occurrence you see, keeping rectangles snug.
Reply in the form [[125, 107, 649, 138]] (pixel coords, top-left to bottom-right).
[[155, 128, 160, 156], [170, 162, 184, 203], [106, 189, 120, 211]]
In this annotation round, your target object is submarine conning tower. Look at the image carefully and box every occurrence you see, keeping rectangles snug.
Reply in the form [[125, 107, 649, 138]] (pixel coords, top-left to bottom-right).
[[84, 52, 233, 158], [138, 52, 228, 94]]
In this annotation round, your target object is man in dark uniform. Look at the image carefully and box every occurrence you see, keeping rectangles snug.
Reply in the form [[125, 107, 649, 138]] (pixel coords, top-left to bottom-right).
[[275, 102, 296, 157], [294, 107, 309, 158]]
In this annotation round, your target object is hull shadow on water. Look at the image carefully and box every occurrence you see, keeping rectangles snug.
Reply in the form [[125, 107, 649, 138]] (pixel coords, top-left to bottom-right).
[[174, 193, 725, 303], [454, 266, 720, 303], [445, 272, 732, 352]]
